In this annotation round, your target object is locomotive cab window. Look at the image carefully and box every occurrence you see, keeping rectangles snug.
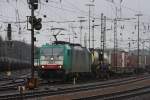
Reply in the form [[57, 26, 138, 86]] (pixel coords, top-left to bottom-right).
[[40, 47, 64, 65]]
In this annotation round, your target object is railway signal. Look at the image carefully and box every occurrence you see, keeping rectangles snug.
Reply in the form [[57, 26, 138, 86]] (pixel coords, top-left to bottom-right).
[[27, 0, 38, 10], [7, 24, 12, 41], [29, 17, 42, 30]]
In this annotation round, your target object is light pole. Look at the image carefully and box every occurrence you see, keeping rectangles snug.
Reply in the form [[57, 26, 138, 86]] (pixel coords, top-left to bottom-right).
[[86, 4, 94, 48]]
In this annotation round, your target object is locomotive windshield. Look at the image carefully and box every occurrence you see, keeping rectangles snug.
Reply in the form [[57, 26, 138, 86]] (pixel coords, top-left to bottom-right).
[[40, 47, 64, 65]]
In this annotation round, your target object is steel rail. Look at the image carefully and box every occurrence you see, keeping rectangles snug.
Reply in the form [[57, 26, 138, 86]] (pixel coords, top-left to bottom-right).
[[75, 85, 150, 100]]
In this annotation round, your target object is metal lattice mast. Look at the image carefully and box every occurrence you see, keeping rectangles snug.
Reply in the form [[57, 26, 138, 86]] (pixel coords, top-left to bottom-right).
[[114, 18, 117, 67], [78, 17, 86, 46], [92, 18, 95, 49], [104, 16, 106, 53], [100, 13, 106, 64], [101, 13, 104, 51], [88, 5, 91, 49], [135, 14, 143, 68]]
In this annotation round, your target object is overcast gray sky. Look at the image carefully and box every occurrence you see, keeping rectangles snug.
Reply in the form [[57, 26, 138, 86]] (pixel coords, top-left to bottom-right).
[[0, 0, 150, 50]]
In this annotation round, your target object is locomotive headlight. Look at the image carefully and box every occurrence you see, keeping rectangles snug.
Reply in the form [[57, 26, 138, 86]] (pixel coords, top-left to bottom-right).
[[59, 65, 62, 69], [41, 65, 45, 68], [50, 57, 54, 60]]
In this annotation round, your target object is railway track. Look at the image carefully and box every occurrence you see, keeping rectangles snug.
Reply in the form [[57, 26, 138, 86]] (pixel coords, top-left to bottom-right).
[[75, 81, 150, 100], [88, 86, 150, 100], [0, 74, 149, 100], [0, 69, 30, 81], [0, 70, 31, 92], [0, 79, 25, 91]]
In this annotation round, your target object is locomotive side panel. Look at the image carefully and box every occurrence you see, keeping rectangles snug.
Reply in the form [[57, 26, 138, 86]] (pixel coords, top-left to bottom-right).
[[71, 46, 91, 72], [63, 45, 72, 70]]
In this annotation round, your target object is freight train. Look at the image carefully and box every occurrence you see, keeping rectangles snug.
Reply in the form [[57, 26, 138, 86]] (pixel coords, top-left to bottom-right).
[[36, 41, 150, 81], [0, 40, 31, 71]]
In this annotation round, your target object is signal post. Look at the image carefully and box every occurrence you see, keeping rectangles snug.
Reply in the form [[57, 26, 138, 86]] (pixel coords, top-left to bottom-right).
[[26, 0, 42, 89]]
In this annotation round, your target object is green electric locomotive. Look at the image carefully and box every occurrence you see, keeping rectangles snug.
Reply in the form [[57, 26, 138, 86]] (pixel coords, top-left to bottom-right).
[[37, 41, 92, 80]]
